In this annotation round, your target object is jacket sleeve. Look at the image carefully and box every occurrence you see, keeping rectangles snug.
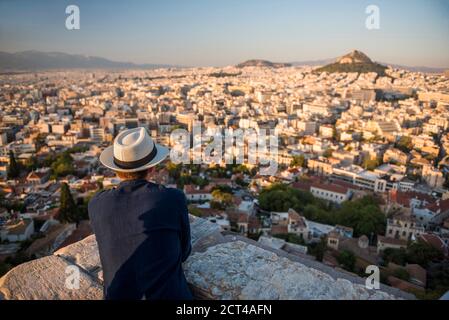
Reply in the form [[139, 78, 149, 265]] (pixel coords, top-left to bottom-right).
[[179, 192, 192, 262]]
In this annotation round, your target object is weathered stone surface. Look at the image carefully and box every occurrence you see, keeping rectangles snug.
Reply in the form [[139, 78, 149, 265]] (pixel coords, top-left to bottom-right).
[[0, 255, 102, 300], [184, 241, 403, 300], [190, 215, 221, 246], [55, 235, 101, 275], [0, 217, 414, 300]]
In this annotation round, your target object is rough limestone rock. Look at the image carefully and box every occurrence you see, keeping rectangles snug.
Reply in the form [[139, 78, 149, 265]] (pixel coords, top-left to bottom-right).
[[0, 216, 414, 300], [0, 255, 102, 300], [184, 241, 397, 300]]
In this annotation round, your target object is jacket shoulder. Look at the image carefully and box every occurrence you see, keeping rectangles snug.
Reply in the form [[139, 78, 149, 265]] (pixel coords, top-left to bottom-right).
[[163, 187, 187, 204], [88, 188, 114, 210]]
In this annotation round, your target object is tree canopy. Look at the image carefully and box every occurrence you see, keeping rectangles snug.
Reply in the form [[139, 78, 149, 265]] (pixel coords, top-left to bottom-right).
[[58, 183, 80, 224], [51, 151, 74, 178], [337, 250, 356, 272], [258, 185, 386, 238], [258, 184, 317, 213], [396, 136, 413, 153], [382, 241, 444, 268], [290, 155, 306, 168], [7, 150, 20, 179]]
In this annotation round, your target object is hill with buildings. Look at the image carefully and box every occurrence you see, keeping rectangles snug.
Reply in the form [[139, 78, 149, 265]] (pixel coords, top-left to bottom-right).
[[315, 50, 388, 76], [237, 59, 292, 68]]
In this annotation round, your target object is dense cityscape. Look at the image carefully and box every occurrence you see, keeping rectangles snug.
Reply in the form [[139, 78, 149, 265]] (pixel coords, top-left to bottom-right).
[[0, 49, 449, 299]]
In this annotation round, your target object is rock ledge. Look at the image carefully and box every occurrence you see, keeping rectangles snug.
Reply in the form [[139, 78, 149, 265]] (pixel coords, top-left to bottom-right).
[[0, 216, 414, 300]]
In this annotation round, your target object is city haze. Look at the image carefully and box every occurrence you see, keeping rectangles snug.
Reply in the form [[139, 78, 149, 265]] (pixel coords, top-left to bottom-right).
[[0, 0, 448, 68]]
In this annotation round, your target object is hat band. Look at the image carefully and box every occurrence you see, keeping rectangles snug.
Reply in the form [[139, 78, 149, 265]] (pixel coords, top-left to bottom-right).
[[113, 146, 158, 170]]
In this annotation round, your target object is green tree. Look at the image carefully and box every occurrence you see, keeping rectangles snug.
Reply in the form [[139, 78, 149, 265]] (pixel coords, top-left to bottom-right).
[[382, 241, 444, 268], [407, 241, 444, 268], [290, 155, 306, 168], [211, 189, 234, 209], [212, 184, 233, 194], [363, 157, 380, 170], [273, 233, 306, 246], [258, 184, 317, 213], [396, 136, 413, 153], [308, 238, 327, 262], [323, 148, 333, 158], [167, 161, 182, 180], [382, 248, 408, 266], [58, 183, 79, 223], [302, 203, 335, 225], [235, 177, 249, 187], [51, 151, 74, 178], [337, 250, 356, 272], [232, 164, 250, 175], [7, 150, 20, 179], [24, 155, 38, 172], [336, 196, 386, 238], [188, 205, 203, 217], [393, 268, 410, 281], [427, 261, 449, 297]]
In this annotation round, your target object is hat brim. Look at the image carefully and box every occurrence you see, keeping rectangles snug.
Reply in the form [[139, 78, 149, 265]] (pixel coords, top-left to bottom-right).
[[99, 144, 169, 173]]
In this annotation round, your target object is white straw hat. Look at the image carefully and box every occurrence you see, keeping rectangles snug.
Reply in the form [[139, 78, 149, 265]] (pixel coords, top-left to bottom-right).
[[99, 127, 169, 172]]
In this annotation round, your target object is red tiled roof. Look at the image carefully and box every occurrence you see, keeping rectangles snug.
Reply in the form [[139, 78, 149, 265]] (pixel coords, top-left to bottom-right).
[[332, 179, 358, 190], [419, 234, 448, 255], [390, 190, 434, 208], [27, 171, 49, 180], [288, 209, 301, 221], [227, 211, 248, 224], [424, 199, 449, 214], [377, 235, 407, 246], [248, 215, 261, 229], [184, 184, 212, 194], [311, 182, 349, 195], [291, 181, 311, 192], [271, 225, 288, 235], [405, 264, 427, 286]]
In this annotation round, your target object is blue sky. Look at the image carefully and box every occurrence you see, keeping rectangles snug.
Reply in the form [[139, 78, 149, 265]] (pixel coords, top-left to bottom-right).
[[0, 0, 448, 67]]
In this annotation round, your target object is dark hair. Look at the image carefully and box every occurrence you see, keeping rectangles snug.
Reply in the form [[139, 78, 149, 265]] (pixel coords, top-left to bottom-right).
[[115, 170, 148, 181]]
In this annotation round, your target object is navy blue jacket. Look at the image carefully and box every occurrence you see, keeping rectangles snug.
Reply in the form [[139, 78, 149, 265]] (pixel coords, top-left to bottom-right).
[[88, 179, 193, 300]]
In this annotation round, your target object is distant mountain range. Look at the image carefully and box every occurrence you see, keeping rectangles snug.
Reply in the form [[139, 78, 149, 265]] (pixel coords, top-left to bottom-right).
[[0, 51, 174, 71], [0, 50, 447, 74]]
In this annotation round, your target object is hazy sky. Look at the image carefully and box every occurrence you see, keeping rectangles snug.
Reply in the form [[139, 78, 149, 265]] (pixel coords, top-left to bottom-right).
[[0, 0, 448, 67]]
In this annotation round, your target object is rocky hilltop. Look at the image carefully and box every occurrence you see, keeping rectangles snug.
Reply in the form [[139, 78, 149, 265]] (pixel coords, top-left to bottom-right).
[[0, 216, 414, 300], [237, 59, 292, 68], [315, 50, 387, 75]]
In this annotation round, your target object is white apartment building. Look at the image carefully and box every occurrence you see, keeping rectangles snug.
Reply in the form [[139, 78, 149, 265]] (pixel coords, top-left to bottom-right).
[[386, 215, 425, 241], [297, 121, 316, 135], [0, 218, 34, 242], [310, 182, 351, 204]]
